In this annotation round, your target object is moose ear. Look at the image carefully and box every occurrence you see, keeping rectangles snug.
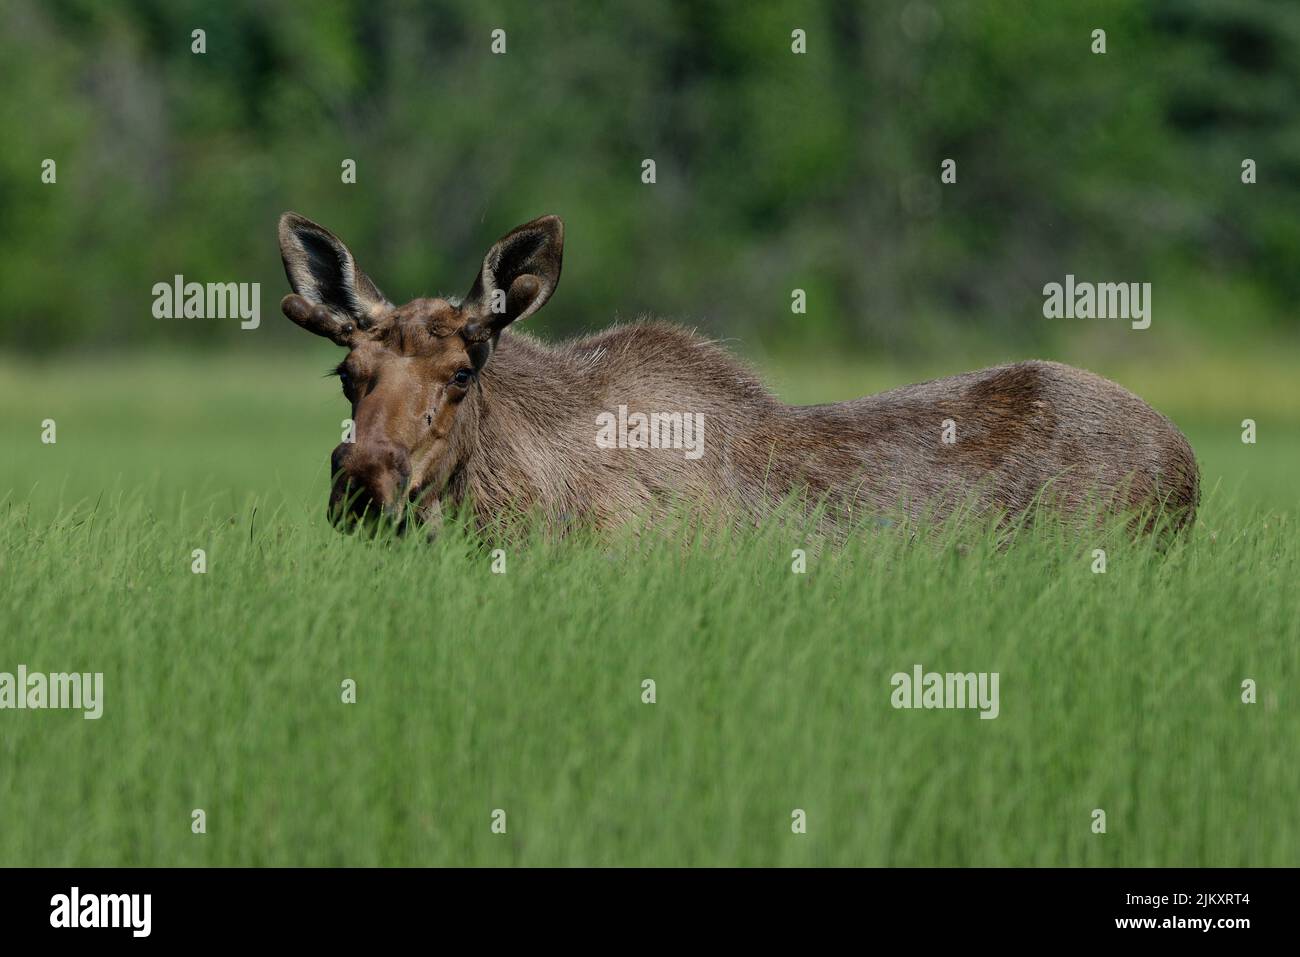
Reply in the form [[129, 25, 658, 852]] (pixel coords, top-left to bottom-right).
[[465, 215, 563, 332], [278, 213, 390, 333]]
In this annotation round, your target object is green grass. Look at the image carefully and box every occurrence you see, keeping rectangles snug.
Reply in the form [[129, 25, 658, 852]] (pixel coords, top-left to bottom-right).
[[1, 350, 1297, 866]]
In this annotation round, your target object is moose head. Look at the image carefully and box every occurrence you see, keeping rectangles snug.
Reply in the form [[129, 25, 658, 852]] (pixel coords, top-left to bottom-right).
[[278, 212, 564, 530]]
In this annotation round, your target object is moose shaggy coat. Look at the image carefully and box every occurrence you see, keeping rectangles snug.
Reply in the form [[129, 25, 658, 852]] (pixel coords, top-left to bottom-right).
[[278, 213, 1199, 536]]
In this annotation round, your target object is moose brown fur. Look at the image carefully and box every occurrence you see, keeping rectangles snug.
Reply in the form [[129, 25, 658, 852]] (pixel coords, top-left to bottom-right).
[[278, 213, 1199, 536]]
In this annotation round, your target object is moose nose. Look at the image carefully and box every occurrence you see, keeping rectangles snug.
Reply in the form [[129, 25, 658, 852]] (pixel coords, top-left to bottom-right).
[[328, 442, 411, 527]]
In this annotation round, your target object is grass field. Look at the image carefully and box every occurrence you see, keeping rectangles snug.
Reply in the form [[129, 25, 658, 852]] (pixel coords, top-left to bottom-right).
[[1, 348, 1297, 866]]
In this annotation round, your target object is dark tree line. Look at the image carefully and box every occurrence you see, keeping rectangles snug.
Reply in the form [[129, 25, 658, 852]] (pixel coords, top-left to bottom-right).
[[1, 0, 1295, 353]]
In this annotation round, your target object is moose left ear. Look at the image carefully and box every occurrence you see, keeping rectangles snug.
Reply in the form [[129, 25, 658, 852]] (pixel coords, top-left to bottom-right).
[[465, 215, 563, 333], [278, 212, 391, 334]]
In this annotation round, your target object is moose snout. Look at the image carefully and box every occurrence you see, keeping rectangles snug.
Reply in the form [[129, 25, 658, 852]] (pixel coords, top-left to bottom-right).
[[328, 442, 411, 528]]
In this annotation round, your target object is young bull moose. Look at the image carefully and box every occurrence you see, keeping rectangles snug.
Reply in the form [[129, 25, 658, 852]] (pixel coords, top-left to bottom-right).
[[278, 213, 1199, 537]]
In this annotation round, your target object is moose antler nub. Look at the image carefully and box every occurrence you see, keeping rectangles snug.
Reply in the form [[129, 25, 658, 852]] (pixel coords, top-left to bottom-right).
[[281, 293, 355, 346]]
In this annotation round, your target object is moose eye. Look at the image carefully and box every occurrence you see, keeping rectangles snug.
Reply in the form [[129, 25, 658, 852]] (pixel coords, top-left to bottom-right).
[[452, 369, 473, 387]]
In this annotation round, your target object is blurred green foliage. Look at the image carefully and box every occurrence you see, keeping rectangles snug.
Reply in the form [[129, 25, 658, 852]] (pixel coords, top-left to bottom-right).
[[1, 0, 1297, 354]]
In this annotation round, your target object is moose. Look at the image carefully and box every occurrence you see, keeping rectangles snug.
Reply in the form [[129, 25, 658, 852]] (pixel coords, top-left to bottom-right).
[[278, 213, 1199, 537]]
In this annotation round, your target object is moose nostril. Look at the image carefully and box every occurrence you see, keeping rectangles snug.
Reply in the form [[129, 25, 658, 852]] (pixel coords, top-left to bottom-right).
[[325, 443, 411, 528]]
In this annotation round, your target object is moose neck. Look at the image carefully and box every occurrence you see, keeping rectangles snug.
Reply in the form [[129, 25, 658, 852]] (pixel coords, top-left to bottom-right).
[[447, 330, 587, 517], [442, 322, 791, 525]]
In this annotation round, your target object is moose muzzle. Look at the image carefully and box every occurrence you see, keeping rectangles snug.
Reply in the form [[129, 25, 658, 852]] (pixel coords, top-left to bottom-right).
[[328, 441, 412, 529]]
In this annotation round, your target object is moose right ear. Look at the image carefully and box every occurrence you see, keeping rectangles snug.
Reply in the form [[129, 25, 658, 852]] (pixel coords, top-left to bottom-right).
[[278, 213, 391, 336], [464, 215, 564, 333]]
